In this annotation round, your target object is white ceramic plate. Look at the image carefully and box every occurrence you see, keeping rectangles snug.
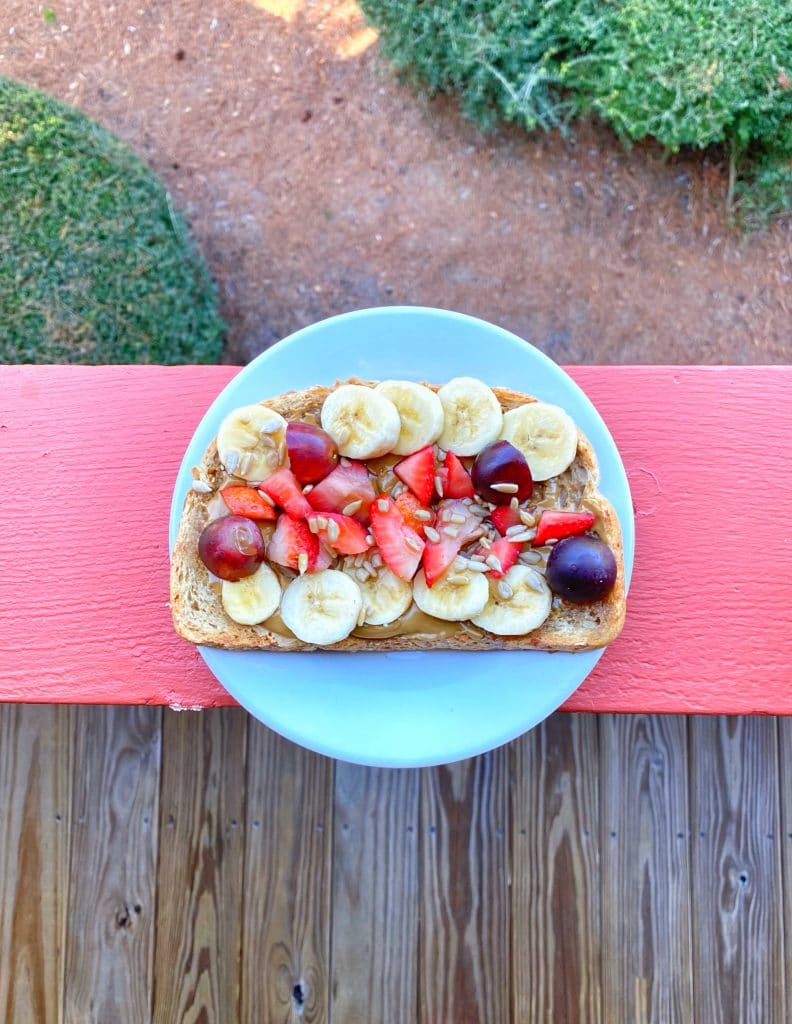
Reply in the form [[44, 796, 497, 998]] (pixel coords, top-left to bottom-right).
[[169, 307, 634, 767]]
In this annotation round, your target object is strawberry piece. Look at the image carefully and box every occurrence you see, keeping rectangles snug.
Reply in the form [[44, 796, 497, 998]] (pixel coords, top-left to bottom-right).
[[219, 485, 277, 522], [533, 509, 596, 547], [307, 460, 376, 521], [309, 511, 369, 555], [267, 514, 319, 572], [259, 468, 313, 519], [439, 451, 475, 499], [422, 499, 482, 587], [369, 496, 425, 581], [315, 543, 334, 570], [394, 491, 435, 538], [490, 504, 521, 536], [482, 538, 521, 578], [393, 445, 435, 505]]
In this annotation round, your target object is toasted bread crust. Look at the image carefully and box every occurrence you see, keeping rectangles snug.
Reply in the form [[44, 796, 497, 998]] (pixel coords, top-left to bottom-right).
[[171, 380, 626, 652]]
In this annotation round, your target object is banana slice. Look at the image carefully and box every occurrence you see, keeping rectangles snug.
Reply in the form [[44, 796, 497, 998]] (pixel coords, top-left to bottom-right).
[[374, 380, 444, 456], [437, 377, 503, 456], [216, 404, 287, 483], [321, 384, 401, 459], [471, 565, 552, 636], [499, 402, 578, 481], [280, 569, 363, 645], [346, 566, 413, 625], [221, 563, 282, 625], [412, 567, 489, 622]]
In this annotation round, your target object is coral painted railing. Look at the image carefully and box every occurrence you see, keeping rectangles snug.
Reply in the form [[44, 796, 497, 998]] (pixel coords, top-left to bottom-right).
[[1, 365, 789, 711]]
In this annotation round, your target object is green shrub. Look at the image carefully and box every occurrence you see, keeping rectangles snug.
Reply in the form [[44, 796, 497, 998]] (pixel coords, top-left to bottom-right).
[[360, 0, 792, 222], [0, 77, 226, 363]]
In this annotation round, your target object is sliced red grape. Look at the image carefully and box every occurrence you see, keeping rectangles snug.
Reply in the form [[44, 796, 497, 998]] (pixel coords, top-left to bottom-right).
[[471, 440, 533, 505], [286, 421, 338, 484], [198, 514, 266, 581]]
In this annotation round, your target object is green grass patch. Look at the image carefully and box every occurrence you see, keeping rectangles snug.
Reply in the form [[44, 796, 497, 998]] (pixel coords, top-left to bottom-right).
[[0, 77, 225, 363], [360, 0, 792, 224]]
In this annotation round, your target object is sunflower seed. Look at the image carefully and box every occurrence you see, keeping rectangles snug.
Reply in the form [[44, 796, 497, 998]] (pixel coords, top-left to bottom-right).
[[302, 483, 314, 493], [405, 534, 422, 553], [357, 605, 368, 626], [509, 529, 536, 544], [519, 550, 543, 564], [497, 580, 513, 599], [505, 524, 526, 537], [366, 534, 376, 547], [391, 482, 405, 498], [258, 490, 275, 506], [424, 526, 441, 543], [354, 553, 366, 567], [469, 504, 489, 518], [469, 553, 486, 563], [510, 496, 519, 512], [519, 509, 536, 527], [377, 498, 389, 513], [316, 515, 328, 530], [190, 479, 212, 494], [450, 512, 467, 525], [486, 554, 503, 573], [524, 570, 546, 591], [307, 517, 319, 534], [362, 559, 376, 576], [441, 508, 454, 522], [453, 556, 467, 571], [443, 525, 459, 539], [326, 519, 340, 543], [356, 567, 370, 582], [434, 474, 444, 497], [297, 553, 309, 575], [447, 573, 468, 585], [342, 499, 363, 516], [371, 552, 382, 568], [480, 537, 492, 550], [466, 560, 489, 572], [491, 482, 519, 494], [413, 509, 432, 522]]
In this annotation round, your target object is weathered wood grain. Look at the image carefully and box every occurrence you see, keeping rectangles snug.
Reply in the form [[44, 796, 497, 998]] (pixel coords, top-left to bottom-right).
[[0, 705, 72, 1024], [420, 751, 510, 1024], [512, 714, 600, 1024], [2, 365, 792, 716], [63, 706, 161, 1024], [331, 762, 420, 1024], [691, 716, 786, 1024], [242, 723, 333, 1024], [152, 708, 247, 1024], [601, 714, 693, 1023], [779, 716, 792, 1014]]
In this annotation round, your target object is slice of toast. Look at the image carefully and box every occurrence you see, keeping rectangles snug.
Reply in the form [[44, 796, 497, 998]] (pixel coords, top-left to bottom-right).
[[170, 380, 626, 652]]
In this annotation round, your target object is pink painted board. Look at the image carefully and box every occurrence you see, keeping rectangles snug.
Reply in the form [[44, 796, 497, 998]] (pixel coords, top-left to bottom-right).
[[0, 365, 790, 712]]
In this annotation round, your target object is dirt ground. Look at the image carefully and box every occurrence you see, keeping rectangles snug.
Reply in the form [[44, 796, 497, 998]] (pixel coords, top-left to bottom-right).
[[1, 0, 790, 364]]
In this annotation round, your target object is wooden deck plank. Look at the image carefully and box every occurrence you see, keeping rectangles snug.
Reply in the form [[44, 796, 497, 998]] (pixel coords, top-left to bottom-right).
[[152, 708, 248, 1024], [420, 751, 510, 1024], [330, 763, 420, 1024], [512, 714, 600, 1024], [0, 706, 72, 1024], [601, 714, 693, 1023], [63, 707, 161, 1024], [691, 716, 786, 1024], [779, 717, 792, 1014], [242, 724, 333, 1024]]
